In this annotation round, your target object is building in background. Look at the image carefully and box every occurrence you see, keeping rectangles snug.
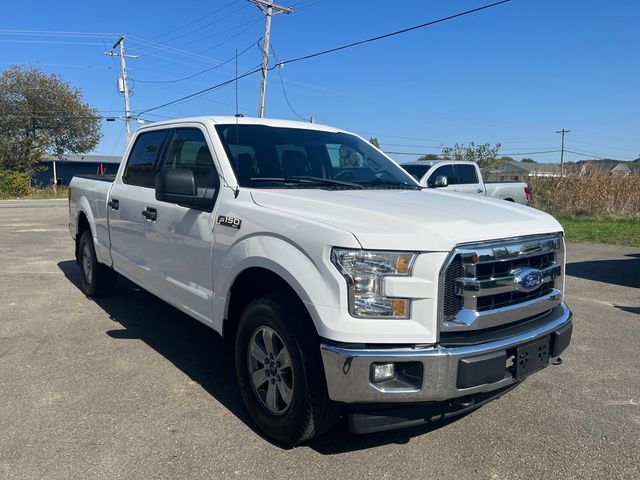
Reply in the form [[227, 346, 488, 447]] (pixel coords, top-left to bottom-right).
[[32, 154, 122, 187], [488, 160, 562, 181]]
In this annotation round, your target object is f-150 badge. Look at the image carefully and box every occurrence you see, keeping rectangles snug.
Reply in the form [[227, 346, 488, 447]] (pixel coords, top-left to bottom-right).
[[217, 215, 242, 229]]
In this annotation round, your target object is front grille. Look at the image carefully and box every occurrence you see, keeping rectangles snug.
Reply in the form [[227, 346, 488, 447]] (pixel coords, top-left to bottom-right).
[[440, 234, 563, 330]]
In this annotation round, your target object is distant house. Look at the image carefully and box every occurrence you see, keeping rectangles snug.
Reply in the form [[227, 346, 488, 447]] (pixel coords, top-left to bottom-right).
[[576, 159, 639, 176], [32, 154, 122, 187], [610, 163, 631, 176], [487, 160, 562, 181]]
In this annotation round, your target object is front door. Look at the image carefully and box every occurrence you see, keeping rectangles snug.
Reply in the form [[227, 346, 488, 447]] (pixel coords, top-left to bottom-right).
[[143, 126, 221, 325]]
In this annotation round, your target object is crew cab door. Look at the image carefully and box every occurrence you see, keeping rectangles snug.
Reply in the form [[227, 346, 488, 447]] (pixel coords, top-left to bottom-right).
[[108, 127, 169, 290], [426, 163, 484, 195], [145, 126, 220, 324]]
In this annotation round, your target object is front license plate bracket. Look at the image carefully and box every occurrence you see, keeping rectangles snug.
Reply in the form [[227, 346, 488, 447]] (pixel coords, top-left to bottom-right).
[[515, 337, 550, 380]]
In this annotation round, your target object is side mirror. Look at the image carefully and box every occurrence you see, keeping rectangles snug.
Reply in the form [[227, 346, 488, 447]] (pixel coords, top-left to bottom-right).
[[155, 168, 210, 208], [429, 175, 448, 188]]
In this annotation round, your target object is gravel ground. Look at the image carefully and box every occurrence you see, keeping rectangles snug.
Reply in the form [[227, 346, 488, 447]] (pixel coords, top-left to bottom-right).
[[0, 201, 638, 479]]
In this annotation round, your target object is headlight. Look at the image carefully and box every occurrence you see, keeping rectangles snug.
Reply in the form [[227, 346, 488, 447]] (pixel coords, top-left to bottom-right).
[[331, 248, 417, 319]]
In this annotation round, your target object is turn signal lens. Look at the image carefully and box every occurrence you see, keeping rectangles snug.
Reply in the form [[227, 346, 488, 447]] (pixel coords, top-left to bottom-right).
[[395, 253, 413, 274], [391, 299, 408, 317]]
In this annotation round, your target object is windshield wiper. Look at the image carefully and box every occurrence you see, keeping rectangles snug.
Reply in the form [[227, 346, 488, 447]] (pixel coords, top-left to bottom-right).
[[355, 178, 423, 190], [249, 176, 364, 189]]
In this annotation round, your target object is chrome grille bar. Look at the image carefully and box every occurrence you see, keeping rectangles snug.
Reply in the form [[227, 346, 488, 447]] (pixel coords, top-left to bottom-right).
[[456, 263, 561, 297]]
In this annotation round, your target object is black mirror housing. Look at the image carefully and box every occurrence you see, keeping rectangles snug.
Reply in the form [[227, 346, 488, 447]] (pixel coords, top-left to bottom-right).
[[155, 168, 210, 208]]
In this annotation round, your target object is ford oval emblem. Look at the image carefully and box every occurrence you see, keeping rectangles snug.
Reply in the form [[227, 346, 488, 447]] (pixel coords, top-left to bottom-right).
[[512, 268, 544, 293]]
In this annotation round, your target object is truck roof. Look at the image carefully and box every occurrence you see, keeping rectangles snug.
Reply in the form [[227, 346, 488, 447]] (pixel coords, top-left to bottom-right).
[[138, 116, 345, 134], [400, 160, 477, 167]]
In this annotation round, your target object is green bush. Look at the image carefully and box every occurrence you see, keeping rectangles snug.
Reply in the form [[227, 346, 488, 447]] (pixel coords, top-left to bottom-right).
[[0, 169, 31, 198]]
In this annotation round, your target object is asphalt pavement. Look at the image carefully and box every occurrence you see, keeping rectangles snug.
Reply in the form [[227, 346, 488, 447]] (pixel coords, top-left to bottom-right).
[[0, 201, 638, 479]]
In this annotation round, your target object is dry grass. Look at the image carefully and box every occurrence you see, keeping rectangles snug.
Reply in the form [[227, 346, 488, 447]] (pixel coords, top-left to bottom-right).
[[529, 171, 640, 218]]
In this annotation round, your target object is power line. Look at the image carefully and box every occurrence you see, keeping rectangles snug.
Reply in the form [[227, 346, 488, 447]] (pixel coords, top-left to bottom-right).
[[270, 44, 307, 121], [137, 66, 262, 115], [383, 149, 562, 156], [147, 0, 241, 41], [188, 18, 264, 53], [0, 29, 119, 37], [0, 39, 104, 46], [132, 39, 261, 84], [135, 0, 511, 116], [274, 0, 510, 68], [564, 150, 634, 162], [138, 5, 252, 56]]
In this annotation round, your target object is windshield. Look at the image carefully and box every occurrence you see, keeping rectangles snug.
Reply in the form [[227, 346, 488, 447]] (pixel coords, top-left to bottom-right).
[[401, 164, 431, 181], [215, 124, 419, 189]]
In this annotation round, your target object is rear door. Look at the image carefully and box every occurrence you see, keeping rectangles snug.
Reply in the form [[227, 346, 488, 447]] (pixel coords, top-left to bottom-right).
[[108, 128, 169, 288], [452, 163, 484, 195]]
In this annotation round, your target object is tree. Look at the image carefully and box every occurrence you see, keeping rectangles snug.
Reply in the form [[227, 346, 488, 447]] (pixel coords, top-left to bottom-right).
[[368, 137, 380, 148], [0, 65, 101, 173], [418, 153, 440, 160], [521, 157, 537, 163], [441, 142, 501, 175]]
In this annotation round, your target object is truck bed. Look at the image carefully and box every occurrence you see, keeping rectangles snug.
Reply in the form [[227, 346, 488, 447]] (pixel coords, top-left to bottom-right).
[[73, 174, 116, 182]]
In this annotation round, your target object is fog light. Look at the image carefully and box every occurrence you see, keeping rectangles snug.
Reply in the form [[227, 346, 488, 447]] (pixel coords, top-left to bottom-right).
[[371, 363, 396, 383]]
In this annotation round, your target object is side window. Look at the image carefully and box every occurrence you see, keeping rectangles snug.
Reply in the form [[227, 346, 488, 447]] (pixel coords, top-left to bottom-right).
[[429, 164, 455, 185], [159, 128, 219, 190], [456, 165, 479, 184], [123, 130, 167, 187]]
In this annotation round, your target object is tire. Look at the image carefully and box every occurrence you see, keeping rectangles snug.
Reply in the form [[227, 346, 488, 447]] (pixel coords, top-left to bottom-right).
[[78, 230, 117, 297], [235, 293, 340, 446]]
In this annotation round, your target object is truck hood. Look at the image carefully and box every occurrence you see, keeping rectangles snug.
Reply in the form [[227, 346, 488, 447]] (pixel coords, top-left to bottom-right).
[[250, 189, 562, 251]]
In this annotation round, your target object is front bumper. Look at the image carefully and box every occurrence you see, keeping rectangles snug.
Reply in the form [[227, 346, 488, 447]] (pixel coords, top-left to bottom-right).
[[320, 303, 572, 403]]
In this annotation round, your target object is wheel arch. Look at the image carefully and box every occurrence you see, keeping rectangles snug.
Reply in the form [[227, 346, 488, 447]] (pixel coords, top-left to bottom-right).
[[75, 210, 93, 263], [223, 266, 319, 342]]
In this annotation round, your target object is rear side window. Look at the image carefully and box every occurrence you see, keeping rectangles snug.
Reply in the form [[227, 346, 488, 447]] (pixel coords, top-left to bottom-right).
[[455, 165, 479, 184], [123, 130, 167, 187]]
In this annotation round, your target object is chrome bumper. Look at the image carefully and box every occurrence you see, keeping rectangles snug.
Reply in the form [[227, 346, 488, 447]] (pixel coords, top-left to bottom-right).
[[320, 303, 572, 403]]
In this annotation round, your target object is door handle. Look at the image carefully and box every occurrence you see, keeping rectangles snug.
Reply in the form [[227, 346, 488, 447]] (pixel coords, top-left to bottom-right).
[[108, 198, 119, 210], [477, 189, 484, 193], [142, 207, 157, 221]]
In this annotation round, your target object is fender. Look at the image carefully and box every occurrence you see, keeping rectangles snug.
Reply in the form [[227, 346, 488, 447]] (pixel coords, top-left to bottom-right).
[[214, 234, 354, 338], [74, 193, 112, 266]]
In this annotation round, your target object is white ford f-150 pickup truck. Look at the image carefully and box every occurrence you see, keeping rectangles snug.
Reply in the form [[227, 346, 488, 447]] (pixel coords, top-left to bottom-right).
[[69, 117, 572, 445], [401, 160, 530, 204]]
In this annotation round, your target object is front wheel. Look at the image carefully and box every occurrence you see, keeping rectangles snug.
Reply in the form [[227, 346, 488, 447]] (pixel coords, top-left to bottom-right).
[[235, 293, 340, 446], [78, 231, 117, 297]]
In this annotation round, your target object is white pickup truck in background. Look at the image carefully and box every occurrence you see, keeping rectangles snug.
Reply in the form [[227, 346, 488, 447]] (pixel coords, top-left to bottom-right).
[[68, 117, 572, 445], [401, 160, 530, 204]]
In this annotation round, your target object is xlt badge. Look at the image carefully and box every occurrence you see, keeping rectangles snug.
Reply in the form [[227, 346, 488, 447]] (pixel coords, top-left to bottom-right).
[[217, 215, 242, 229]]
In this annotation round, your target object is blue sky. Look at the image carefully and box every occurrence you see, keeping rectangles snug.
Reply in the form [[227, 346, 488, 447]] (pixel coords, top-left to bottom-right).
[[1, 0, 638, 163]]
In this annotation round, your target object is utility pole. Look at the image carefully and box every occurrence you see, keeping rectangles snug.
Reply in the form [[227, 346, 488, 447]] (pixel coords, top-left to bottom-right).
[[555, 128, 570, 177], [105, 36, 139, 144], [249, 0, 293, 118]]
